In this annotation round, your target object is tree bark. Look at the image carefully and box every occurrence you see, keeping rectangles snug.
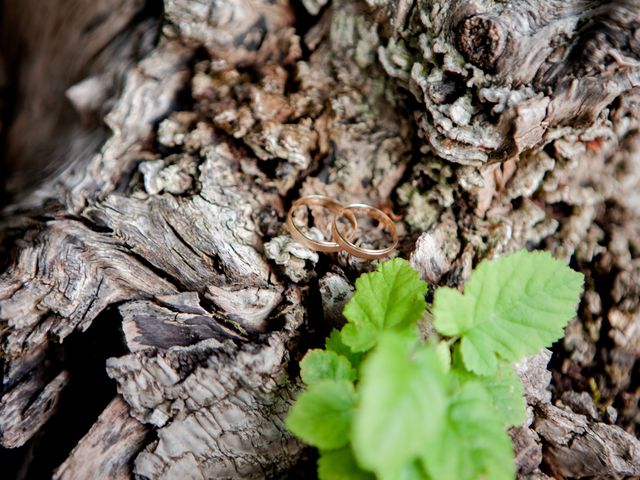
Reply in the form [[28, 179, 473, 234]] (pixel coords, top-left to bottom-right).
[[1, 0, 639, 478]]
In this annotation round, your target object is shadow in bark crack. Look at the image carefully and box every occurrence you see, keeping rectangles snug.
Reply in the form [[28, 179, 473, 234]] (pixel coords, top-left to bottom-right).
[[0, 307, 130, 480]]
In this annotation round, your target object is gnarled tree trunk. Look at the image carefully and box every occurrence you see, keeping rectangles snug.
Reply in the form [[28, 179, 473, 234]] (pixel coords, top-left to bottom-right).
[[1, 0, 639, 478]]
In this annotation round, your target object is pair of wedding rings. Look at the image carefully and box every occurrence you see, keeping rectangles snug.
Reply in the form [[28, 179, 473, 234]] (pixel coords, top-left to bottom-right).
[[285, 195, 398, 260]]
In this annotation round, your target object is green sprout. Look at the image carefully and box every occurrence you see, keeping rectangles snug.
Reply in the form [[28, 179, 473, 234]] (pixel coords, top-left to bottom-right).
[[286, 251, 584, 480]]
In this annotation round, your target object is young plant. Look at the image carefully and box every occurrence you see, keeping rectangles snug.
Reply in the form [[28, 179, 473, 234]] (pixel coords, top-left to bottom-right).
[[286, 250, 584, 480]]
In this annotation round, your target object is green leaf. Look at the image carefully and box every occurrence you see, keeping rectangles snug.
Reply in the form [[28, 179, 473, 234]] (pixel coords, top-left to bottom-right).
[[452, 362, 526, 427], [341, 258, 427, 353], [300, 349, 356, 385], [421, 382, 515, 480], [325, 329, 363, 368], [351, 333, 447, 476], [435, 340, 452, 373], [480, 363, 526, 427], [380, 460, 430, 480], [286, 381, 356, 450], [317, 447, 374, 480], [433, 250, 584, 375]]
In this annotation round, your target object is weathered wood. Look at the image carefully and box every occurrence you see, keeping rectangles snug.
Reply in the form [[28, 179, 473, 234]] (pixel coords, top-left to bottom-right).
[[513, 350, 640, 478], [535, 403, 640, 478], [164, 0, 299, 67], [53, 397, 150, 480], [1, 0, 639, 478], [379, 0, 640, 165], [0, 0, 156, 194], [106, 294, 305, 479], [0, 362, 69, 449]]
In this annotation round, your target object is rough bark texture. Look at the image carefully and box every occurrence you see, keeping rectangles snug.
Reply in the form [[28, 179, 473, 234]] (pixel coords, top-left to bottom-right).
[[1, 0, 639, 478], [53, 397, 150, 480]]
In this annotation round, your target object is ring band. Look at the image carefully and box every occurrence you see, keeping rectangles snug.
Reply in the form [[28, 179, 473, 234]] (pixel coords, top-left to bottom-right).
[[286, 195, 357, 253], [332, 204, 398, 260]]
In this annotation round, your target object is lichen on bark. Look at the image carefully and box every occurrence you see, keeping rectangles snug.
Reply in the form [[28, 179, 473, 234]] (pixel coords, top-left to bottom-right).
[[1, 0, 639, 478]]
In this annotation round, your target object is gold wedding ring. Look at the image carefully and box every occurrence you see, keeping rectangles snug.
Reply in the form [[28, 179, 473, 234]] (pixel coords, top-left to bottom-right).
[[286, 195, 357, 253], [332, 204, 398, 260], [286, 196, 398, 259]]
